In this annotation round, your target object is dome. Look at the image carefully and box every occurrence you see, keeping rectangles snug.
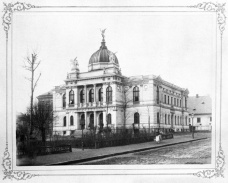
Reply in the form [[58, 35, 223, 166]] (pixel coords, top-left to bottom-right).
[[89, 41, 119, 65]]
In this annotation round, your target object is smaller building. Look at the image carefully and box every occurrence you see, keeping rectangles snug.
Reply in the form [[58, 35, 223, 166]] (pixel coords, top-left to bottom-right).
[[188, 94, 212, 131]]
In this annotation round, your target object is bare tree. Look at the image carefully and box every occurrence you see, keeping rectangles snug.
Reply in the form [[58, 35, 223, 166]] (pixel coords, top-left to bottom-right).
[[121, 79, 133, 130], [23, 52, 41, 136]]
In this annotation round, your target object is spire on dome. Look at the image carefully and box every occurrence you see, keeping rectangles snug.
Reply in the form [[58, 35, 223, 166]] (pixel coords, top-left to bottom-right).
[[100, 28, 106, 42]]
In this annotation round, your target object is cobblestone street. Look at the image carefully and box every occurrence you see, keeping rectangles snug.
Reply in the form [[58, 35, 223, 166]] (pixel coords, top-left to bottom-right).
[[81, 138, 211, 165]]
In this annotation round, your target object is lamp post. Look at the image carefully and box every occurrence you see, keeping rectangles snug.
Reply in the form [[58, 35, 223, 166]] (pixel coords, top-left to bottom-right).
[[191, 113, 194, 139], [80, 120, 85, 150]]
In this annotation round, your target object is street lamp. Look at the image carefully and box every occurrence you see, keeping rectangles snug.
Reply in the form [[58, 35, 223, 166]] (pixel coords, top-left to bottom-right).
[[80, 120, 85, 150], [191, 113, 194, 139]]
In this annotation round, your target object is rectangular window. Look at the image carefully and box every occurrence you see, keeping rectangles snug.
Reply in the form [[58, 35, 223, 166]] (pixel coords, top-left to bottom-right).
[[157, 112, 160, 123], [197, 118, 201, 123], [63, 131, 66, 135], [177, 99, 179, 106], [168, 96, 169, 104], [210, 117, 212, 121]]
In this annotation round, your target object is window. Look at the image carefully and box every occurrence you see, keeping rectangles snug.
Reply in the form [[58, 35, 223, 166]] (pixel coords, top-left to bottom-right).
[[89, 89, 94, 102], [185, 116, 187, 125], [197, 117, 201, 123], [174, 98, 176, 106], [168, 96, 170, 104], [164, 95, 166, 104], [133, 86, 139, 102], [98, 88, 103, 102], [69, 90, 74, 105], [157, 112, 160, 123], [107, 113, 112, 124], [63, 116, 66, 126], [63, 94, 66, 108], [168, 114, 170, 124], [171, 97, 173, 105], [156, 86, 159, 104], [70, 116, 74, 125], [165, 114, 167, 124], [63, 131, 66, 135], [210, 117, 212, 121], [106, 86, 112, 103], [134, 112, 140, 124], [80, 89, 85, 103], [175, 116, 176, 125], [189, 118, 191, 123]]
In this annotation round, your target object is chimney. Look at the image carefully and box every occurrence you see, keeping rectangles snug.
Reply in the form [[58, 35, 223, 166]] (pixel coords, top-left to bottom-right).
[[196, 94, 199, 98]]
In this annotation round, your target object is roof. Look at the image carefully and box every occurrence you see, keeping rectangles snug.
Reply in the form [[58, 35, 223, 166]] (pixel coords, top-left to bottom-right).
[[188, 95, 212, 114]]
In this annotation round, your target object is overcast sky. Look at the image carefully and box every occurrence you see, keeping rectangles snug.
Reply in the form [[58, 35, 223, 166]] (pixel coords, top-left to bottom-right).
[[13, 11, 216, 113]]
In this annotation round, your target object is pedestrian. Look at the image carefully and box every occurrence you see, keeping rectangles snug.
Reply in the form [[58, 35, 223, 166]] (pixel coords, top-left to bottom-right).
[[155, 132, 161, 144]]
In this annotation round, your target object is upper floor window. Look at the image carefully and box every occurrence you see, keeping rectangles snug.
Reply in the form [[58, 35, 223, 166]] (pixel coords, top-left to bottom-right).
[[165, 114, 167, 124], [133, 86, 139, 102], [156, 86, 159, 104], [98, 88, 103, 102], [134, 112, 140, 124], [63, 94, 66, 108], [63, 116, 66, 126], [164, 95, 166, 104], [197, 117, 201, 123], [185, 116, 188, 125], [69, 90, 74, 105], [157, 112, 160, 123], [175, 116, 176, 125], [107, 113, 112, 125], [89, 89, 94, 103], [70, 116, 74, 125], [80, 89, 85, 103], [210, 117, 212, 121], [106, 86, 112, 103]]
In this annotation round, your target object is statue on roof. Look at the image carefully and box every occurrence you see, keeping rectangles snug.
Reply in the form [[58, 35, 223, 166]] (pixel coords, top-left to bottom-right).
[[100, 28, 106, 41], [71, 57, 80, 73]]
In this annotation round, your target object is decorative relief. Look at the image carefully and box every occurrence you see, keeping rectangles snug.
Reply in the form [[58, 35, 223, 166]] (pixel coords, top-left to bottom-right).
[[2, 2, 35, 33], [2, 147, 37, 180], [194, 147, 225, 178], [193, 2, 226, 34]]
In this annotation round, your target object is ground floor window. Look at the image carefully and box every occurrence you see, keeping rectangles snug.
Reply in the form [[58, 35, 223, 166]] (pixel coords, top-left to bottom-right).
[[134, 112, 140, 124], [107, 113, 112, 125]]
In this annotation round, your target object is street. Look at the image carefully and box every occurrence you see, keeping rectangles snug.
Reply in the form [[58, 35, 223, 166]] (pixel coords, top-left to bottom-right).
[[80, 138, 211, 165]]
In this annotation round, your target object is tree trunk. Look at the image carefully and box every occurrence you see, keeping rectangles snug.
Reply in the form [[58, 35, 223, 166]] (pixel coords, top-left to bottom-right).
[[30, 55, 34, 136]]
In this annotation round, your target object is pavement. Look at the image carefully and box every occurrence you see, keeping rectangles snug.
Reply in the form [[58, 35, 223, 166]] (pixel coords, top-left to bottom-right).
[[16, 133, 210, 166]]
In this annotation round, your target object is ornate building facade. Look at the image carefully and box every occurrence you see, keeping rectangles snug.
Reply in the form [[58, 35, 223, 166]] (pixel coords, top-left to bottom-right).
[[37, 33, 190, 136]]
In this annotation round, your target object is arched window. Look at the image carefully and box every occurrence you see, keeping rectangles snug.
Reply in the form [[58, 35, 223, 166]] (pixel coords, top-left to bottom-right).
[[165, 114, 167, 124], [106, 86, 112, 103], [80, 89, 85, 103], [70, 116, 74, 126], [157, 86, 159, 104], [89, 89, 94, 103], [63, 116, 66, 126], [134, 112, 140, 124], [107, 113, 112, 125], [69, 90, 74, 105], [62, 94, 66, 108], [133, 86, 139, 102], [98, 88, 103, 102]]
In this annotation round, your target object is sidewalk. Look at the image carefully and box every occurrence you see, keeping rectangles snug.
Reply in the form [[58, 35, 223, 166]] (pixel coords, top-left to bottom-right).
[[17, 133, 210, 166]]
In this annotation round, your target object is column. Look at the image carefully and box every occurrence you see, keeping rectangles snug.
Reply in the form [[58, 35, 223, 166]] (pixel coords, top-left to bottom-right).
[[94, 84, 96, 104], [94, 111, 97, 127], [75, 87, 78, 106], [103, 111, 106, 126], [85, 111, 88, 129], [84, 85, 87, 106]]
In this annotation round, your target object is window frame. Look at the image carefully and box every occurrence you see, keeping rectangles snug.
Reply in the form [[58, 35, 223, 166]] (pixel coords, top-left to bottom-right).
[[70, 116, 74, 126], [80, 89, 85, 103], [133, 86, 140, 103], [106, 86, 112, 103], [89, 89, 94, 103], [69, 90, 74, 105]]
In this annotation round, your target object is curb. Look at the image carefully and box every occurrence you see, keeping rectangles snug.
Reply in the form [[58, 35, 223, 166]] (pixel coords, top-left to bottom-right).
[[47, 137, 208, 166]]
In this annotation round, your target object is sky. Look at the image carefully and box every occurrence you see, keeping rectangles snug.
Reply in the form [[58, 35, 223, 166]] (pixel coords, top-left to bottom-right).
[[12, 11, 216, 113]]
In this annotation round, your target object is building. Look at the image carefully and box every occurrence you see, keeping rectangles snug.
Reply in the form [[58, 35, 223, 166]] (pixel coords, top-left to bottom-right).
[[37, 33, 190, 136], [188, 94, 212, 131]]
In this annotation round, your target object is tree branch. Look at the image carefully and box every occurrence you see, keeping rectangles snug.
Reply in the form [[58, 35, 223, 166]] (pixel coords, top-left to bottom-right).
[[33, 73, 41, 92]]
